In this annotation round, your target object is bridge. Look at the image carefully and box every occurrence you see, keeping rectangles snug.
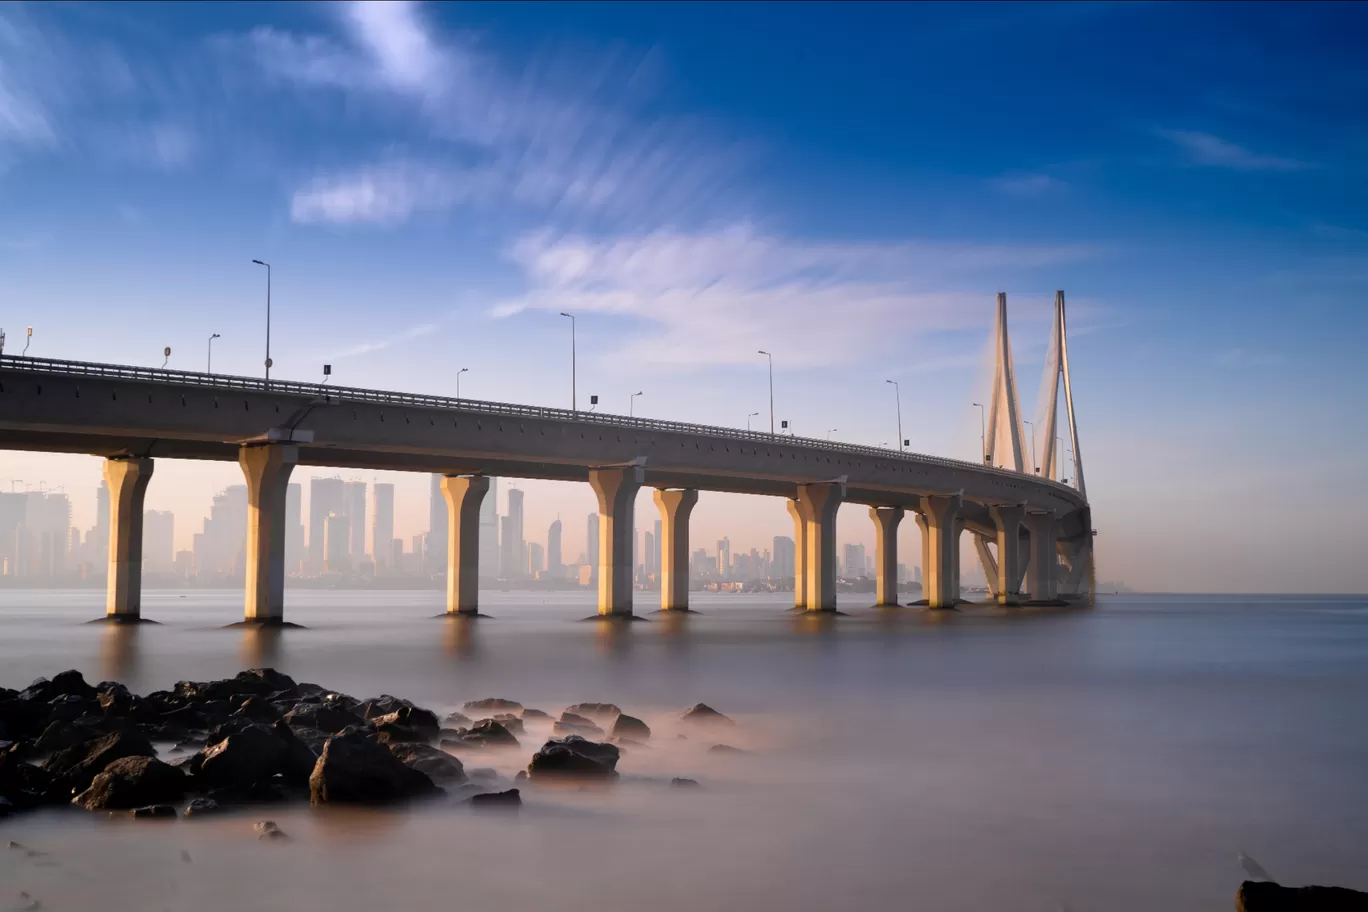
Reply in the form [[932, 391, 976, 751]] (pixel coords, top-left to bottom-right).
[[0, 292, 1092, 623]]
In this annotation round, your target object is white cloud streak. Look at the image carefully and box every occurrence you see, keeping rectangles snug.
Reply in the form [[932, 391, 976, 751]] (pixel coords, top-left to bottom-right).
[[1157, 129, 1314, 172], [328, 321, 439, 359]]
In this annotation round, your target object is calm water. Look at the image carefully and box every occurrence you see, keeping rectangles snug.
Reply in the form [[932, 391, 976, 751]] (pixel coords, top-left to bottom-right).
[[1, 589, 1365, 911]]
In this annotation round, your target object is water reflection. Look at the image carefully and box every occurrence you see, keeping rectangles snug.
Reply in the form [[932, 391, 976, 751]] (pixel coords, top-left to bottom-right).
[[441, 615, 481, 659], [239, 625, 285, 669], [590, 617, 639, 658], [99, 622, 140, 682]]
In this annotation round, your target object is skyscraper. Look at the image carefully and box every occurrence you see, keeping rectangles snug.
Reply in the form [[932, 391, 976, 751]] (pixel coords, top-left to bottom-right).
[[547, 519, 563, 577], [324, 514, 350, 573], [527, 541, 544, 576], [195, 485, 247, 577], [309, 477, 345, 574], [479, 477, 499, 581], [506, 488, 525, 579], [586, 512, 600, 578], [716, 537, 731, 579], [426, 474, 446, 573], [499, 515, 517, 579], [285, 483, 304, 576], [642, 531, 655, 578], [372, 483, 395, 573], [343, 480, 367, 565], [143, 510, 174, 575], [842, 543, 867, 578], [0, 492, 25, 576]]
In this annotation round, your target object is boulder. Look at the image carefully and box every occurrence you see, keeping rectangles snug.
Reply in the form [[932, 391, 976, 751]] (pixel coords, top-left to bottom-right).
[[1237, 880, 1368, 911], [527, 736, 620, 779], [131, 804, 178, 819], [443, 711, 472, 728], [254, 820, 288, 841], [284, 703, 365, 735], [231, 697, 281, 723], [386, 742, 466, 782], [554, 712, 604, 738], [467, 788, 520, 808], [671, 777, 700, 788], [196, 721, 315, 791], [681, 704, 734, 726], [374, 722, 426, 744], [611, 714, 651, 740], [308, 731, 441, 806], [445, 719, 519, 750], [33, 714, 130, 753], [46, 694, 102, 726], [483, 714, 524, 734], [44, 730, 156, 794], [564, 702, 621, 722], [0, 753, 56, 811], [357, 695, 414, 721], [21, 670, 97, 703], [372, 706, 440, 741], [74, 756, 187, 810], [462, 698, 522, 714], [521, 709, 552, 722], [183, 797, 223, 817], [708, 744, 746, 754], [0, 697, 50, 741]]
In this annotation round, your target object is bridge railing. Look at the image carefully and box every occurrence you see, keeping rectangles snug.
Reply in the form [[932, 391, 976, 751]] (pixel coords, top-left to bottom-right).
[[0, 354, 1082, 496]]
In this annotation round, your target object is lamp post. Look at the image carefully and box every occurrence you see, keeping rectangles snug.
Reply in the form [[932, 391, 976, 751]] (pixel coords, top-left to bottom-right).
[[629, 390, 643, 417], [886, 379, 903, 452], [161, 346, 171, 369], [207, 333, 220, 374], [559, 312, 576, 411], [22, 327, 32, 357], [1024, 419, 1038, 474], [251, 259, 271, 383], [972, 402, 986, 463], [746, 411, 760, 432], [757, 350, 774, 435], [826, 428, 838, 440], [457, 367, 468, 400]]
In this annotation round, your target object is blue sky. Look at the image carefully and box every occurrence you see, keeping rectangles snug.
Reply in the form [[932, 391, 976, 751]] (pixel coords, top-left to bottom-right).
[[1, 1, 1365, 591]]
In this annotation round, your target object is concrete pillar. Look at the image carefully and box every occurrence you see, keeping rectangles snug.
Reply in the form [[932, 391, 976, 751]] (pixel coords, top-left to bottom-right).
[[103, 457, 154, 621], [989, 503, 1027, 606], [1024, 510, 1059, 602], [973, 534, 999, 602], [654, 488, 698, 611], [589, 464, 644, 617], [785, 498, 809, 609], [916, 493, 962, 609], [1058, 537, 1093, 598], [240, 444, 298, 624], [869, 506, 903, 607], [440, 475, 489, 616], [796, 482, 843, 612]]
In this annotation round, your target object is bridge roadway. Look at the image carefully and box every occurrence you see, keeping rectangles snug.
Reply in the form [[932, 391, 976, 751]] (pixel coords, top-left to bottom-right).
[[0, 355, 1093, 622]]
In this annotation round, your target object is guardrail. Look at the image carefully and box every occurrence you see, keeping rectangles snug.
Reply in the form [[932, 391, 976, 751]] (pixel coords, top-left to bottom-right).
[[0, 354, 1082, 497]]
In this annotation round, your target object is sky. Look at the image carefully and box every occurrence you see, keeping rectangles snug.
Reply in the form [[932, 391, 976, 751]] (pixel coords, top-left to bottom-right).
[[1, 1, 1365, 592]]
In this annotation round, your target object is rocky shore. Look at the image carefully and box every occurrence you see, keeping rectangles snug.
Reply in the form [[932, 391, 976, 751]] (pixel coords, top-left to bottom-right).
[[0, 668, 735, 819]]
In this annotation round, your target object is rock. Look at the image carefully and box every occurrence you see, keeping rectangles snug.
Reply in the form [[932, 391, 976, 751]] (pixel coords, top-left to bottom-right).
[[46, 694, 102, 726], [514, 770, 527, 783], [0, 697, 51, 741], [1237, 880, 1368, 911], [175, 670, 296, 703], [386, 743, 466, 782], [611, 714, 651, 740], [671, 777, 700, 788], [74, 756, 187, 810], [254, 820, 288, 841], [708, 744, 746, 754], [521, 709, 552, 722], [681, 704, 734, 726], [0, 796, 12, 818], [33, 714, 130, 753], [284, 703, 364, 735], [231, 697, 281, 723], [564, 702, 621, 722], [468, 788, 520, 808], [97, 683, 139, 717], [450, 719, 519, 749], [357, 695, 415, 721], [309, 731, 441, 805], [22, 670, 97, 703], [196, 721, 315, 792], [183, 797, 223, 817], [462, 698, 522, 714], [372, 706, 440, 741], [131, 804, 178, 819], [554, 712, 604, 738], [44, 729, 156, 794], [0, 753, 55, 811], [527, 736, 620, 779], [443, 711, 472, 727], [468, 767, 499, 782]]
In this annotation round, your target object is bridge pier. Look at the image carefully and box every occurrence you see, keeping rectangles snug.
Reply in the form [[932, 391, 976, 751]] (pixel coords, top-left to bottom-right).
[[1024, 510, 1059, 603], [785, 498, 809, 609], [240, 444, 298, 625], [103, 456, 154, 622], [1058, 536, 1093, 600], [589, 463, 644, 617], [654, 488, 698, 611], [917, 493, 962, 609], [440, 475, 490, 616], [973, 534, 999, 602], [796, 482, 843, 612], [989, 503, 1027, 606], [869, 506, 903, 607]]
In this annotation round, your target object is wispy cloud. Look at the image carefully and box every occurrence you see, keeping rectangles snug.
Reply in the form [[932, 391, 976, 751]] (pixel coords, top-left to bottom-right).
[[328, 321, 440, 359], [992, 172, 1065, 198], [1156, 129, 1314, 172]]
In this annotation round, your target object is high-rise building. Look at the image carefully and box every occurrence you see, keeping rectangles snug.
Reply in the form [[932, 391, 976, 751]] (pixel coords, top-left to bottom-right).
[[691, 547, 709, 579], [343, 480, 367, 564], [505, 488, 525, 579], [324, 514, 350, 573], [547, 519, 563, 577], [372, 483, 395, 573], [716, 537, 731, 579], [479, 477, 499, 581], [426, 474, 446, 573], [586, 513, 600, 578], [195, 485, 247, 577], [843, 543, 867, 578], [499, 515, 517, 579], [309, 477, 345, 574], [652, 519, 662, 574], [642, 531, 655, 578], [527, 541, 545, 576], [285, 483, 304, 576], [22, 491, 71, 577], [0, 492, 26, 576], [772, 536, 795, 578], [143, 510, 174, 575]]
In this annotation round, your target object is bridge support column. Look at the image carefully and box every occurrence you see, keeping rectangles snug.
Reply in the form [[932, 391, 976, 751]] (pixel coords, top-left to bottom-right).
[[974, 534, 999, 602], [990, 503, 1027, 606], [240, 444, 298, 624], [589, 464, 644, 617], [869, 506, 903, 607], [103, 456, 154, 622], [1057, 536, 1093, 600], [796, 482, 843, 612], [440, 475, 489, 616], [916, 493, 962, 609], [654, 488, 697, 611], [1024, 510, 1059, 603], [785, 498, 809, 609]]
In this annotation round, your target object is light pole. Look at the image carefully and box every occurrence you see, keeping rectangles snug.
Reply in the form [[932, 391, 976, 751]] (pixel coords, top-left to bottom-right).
[[457, 367, 468, 400], [886, 379, 904, 451], [972, 402, 986, 463], [161, 346, 171, 369], [826, 428, 838, 440], [746, 411, 760, 432], [757, 350, 774, 435], [559, 312, 576, 411], [22, 327, 32, 357], [251, 259, 271, 382], [629, 390, 643, 417], [207, 333, 220, 374], [1023, 419, 1038, 474]]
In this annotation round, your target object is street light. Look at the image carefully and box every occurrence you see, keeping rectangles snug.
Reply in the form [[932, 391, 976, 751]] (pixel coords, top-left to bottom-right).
[[757, 350, 774, 435], [251, 259, 271, 382], [162, 346, 171, 369], [886, 379, 904, 452], [746, 411, 760, 432], [207, 333, 220, 374], [972, 402, 986, 463], [559, 312, 576, 411], [457, 367, 468, 400], [826, 428, 838, 440], [1023, 419, 1038, 474], [629, 390, 643, 417], [23, 327, 32, 357]]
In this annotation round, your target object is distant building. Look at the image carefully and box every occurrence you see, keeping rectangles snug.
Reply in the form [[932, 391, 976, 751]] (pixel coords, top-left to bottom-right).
[[716, 538, 730, 578], [586, 513, 600, 580], [324, 513, 350, 573], [527, 541, 545, 576], [426, 474, 446, 573], [372, 483, 395, 573], [842, 543, 867, 578], [309, 477, 344, 574], [343, 480, 366, 565], [547, 519, 563, 577], [285, 483, 304, 576], [506, 488, 525, 579], [479, 477, 499, 581], [143, 510, 174, 575]]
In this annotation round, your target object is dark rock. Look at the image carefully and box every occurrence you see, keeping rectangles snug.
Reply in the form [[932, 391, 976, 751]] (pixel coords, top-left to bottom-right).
[[527, 736, 620, 779], [483, 714, 524, 734], [462, 698, 522, 714], [131, 804, 178, 819], [681, 704, 734, 726], [1237, 880, 1368, 911], [671, 777, 700, 788], [21, 670, 97, 703], [386, 742, 466, 782], [357, 695, 414, 721], [160, 704, 211, 731], [447, 719, 519, 750], [97, 684, 141, 718], [0, 796, 12, 818], [554, 712, 604, 738], [254, 820, 288, 841], [468, 788, 520, 807], [564, 702, 621, 722], [176, 669, 296, 703], [183, 797, 223, 817], [443, 711, 472, 727], [197, 725, 286, 790], [74, 756, 187, 810], [468, 767, 499, 782], [708, 744, 746, 754], [374, 723, 426, 743], [514, 770, 527, 783], [33, 714, 130, 753], [231, 697, 281, 723], [308, 731, 441, 806], [44, 729, 156, 794], [0, 752, 55, 811], [372, 706, 440, 741], [521, 709, 552, 722], [611, 714, 651, 740], [0, 697, 49, 741], [284, 703, 365, 735], [46, 694, 102, 725]]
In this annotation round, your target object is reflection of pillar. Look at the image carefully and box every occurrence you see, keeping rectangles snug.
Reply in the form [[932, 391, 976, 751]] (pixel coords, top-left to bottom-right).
[[104, 457, 154, 620], [589, 464, 644, 617], [654, 489, 697, 611], [785, 498, 809, 609], [869, 506, 903, 607], [441, 475, 489, 616], [1024, 511, 1059, 602], [990, 503, 1027, 606], [916, 493, 962, 609], [796, 482, 843, 612], [240, 444, 298, 623]]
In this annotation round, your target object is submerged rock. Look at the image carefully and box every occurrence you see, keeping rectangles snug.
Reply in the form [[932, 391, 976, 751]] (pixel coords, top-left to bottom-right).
[[254, 820, 288, 841], [520, 709, 552, 722], [462, 698, 522, 714], [554, 712, 604, 738], [670, 777, 700, 788], [183, 797, 223, 817], [1237, 880, 1368, 911], [443, 719, 519, 750], [74, 756, 187, 810], [467, 788, 520, 808], [564, 702, 621, 722], [611, 714, 651, 740], [386, 742, 466, 782], [708, 744, 746, 754], [527, 736, 620, 779], [484, 713, 524, 734], [680, 704, 734, 726], [371, 706, 440, 741], [131, 804, 178, 819], [443, 711, 472, 728], [308, 731, 441, 805], [44, 730, 156, 794]]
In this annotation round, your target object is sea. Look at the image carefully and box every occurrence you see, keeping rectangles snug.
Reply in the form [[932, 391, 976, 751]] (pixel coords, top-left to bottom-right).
[[1, 590, 1364, 911]]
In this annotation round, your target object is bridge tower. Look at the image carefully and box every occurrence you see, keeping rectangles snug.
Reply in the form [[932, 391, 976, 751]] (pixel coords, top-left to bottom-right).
[[1036, 290, 1086, 497], [984, 292, 1029, 473]]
